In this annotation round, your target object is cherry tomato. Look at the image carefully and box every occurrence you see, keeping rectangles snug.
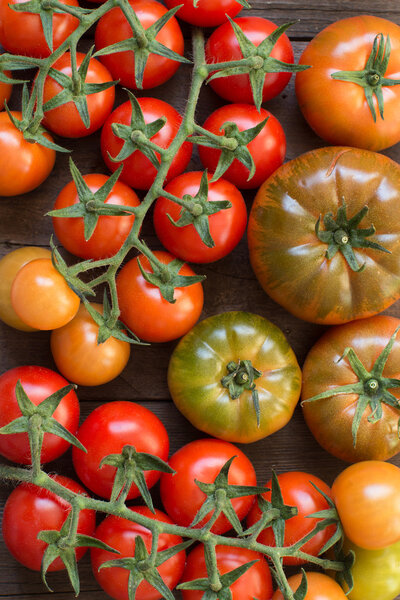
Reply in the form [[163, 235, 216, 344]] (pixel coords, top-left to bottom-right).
[[206, 17, 295, 104], [181, 545, 273, 600], [72, 401, 169, 500], [160, 438, 257, 535], [11, 258, 80, 330], [95, 0, 185, 89], [246, 471, 335, 565], [0, 111, 55, 196], [154, 172, 247, 263], [198, 104, 286, 189], [0, 0, 79, 58], [0, 247, 51, 331], [41, 52, 115, 138], [101, 97, 192, 190], [332, 461, 400, 550], [52, 174, 140, 260], [0, 365, 79, 464], [272, 572, 347, 600], [2, 475, 95, 571], [164, 0, 242, 27], [91, 506, 186, 600], [50, 302, 131, 386]]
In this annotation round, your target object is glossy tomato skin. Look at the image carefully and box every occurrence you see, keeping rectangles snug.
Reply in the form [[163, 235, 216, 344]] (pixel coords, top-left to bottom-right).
[[0, 366, 79, 464], [272, 572, 347, 600], [168, 311, 301, 443], [95, 0, 184, 89], [72, 401, 169, 499], [154, 172, 247, 263], [53, 174, 140, 260], [198, 104, 286, 189], [91, 506, 186, 600], [248, 146, 400, 325], [164, 0, 242, 27], [302, 316, 400, 462], [116, 251, 204, 343], [0, 246, 51, 331], [0, 111, 55, 196], [50, 302, 131, 386], [247, 472, 335, 565], [42, 52, 115, 138], [160, 438, 257, 535], [101, 97, 192, 190], [181, 545, 273, 600], [2, 475, 95, 571], [0, 0, 79, 58], [332, 461, 400, 550], [296, 16, 400, 151], [206, 17, 294, 104]]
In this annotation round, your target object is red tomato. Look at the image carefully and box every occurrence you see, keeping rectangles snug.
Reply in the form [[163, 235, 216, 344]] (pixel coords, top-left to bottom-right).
[[101, 97, 192, 190], [91, 506, 186, 600], [272, 572, 348, 600], [0, 0, 79, 58], [181, 544, 273, 600], [198, 104, 286, 189], [206, 17, 294, 104], [153, 171, 247, 263], [0, 366, 80, 464], [116, 251, 204, 342], [246, 471, 335, 565], [52, 174, 140, 260], [0, 111, 55, 196], [2, 474, 95, 571], [72, 401, 169, 500], [164, 0, 242, 27], [95, 0, 185, 89], [41, 52, 115, 138], [160, 438, 257, 535]]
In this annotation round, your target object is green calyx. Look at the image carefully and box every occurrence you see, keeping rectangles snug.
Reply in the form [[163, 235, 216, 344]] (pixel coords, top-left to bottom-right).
[[315, 198, 390, 272], [331, 33, 400, 121], [302, 326, 400, 447], [221, 359, 262, 425]]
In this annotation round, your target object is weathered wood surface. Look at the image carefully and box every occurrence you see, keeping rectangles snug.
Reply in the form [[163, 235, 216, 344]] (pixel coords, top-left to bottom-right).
[[1, 1, 400, 599]]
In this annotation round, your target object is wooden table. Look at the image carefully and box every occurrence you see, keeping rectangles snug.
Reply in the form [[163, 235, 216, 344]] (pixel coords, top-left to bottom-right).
[[1, 1, 400, 598]]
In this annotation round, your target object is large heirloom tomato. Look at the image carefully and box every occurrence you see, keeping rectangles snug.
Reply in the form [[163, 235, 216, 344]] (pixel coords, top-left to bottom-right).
[[302, 315, 400, 463], [248, 146, 400, 325], [168, 311, 301, 443], [272, 572, 347, 600], [296, 16, 400, 151]]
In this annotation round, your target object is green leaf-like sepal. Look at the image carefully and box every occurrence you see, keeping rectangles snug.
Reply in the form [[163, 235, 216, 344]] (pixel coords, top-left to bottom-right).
[[221, 359, 262, 425], [50, 239, 96, 300], [178, 559, 258, 599]]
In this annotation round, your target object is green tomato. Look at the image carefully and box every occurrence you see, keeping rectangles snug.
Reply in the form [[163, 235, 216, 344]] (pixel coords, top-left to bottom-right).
[[167, 311, 301, 443]]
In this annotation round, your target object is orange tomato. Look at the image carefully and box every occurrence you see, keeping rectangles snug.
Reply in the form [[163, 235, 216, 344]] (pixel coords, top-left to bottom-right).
[[272, 572, 347, 599]]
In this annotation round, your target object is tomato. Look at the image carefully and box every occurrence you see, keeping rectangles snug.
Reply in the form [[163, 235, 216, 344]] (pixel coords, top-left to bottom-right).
[[116, 251, 204, 343], [160, 438, 257, 535], [50, 302, 131, 386], [0, 111, 55, 196], [2, 474, 95, 571], [248, 146, 400, 325], [206, 17, 294, 104], [296, 16, 400, 151], [41, 52, 115, 138], [168, 311, 301, 443], [247, 472, 335, 566], [101, 97, 192, 190], [52, 174, 140, 260], [0, 365, 79, 464], [164, 0, 242, 27], [302, 315, 400, 463], [11, 258, 80, 330], [91, 506, 186, 600], [153, 172, 247, 263], [72, 401, 169, 500], [272, 572, 347, 600], [332, 461, 400, 550], [0, 246, 51, 331], [180, 545, 273, 600], [0, 0, 79, 58], [198, 104, 286, 189], [95, 0, 184, 89]]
